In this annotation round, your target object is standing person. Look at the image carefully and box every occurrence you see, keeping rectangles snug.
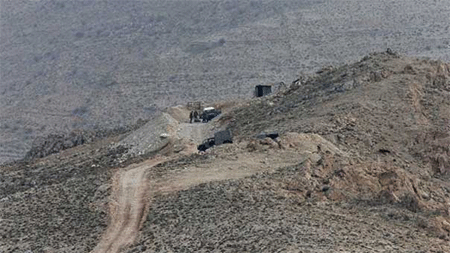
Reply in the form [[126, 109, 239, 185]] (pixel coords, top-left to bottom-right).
[[193, 110, 198, 122], [189, 111, 193, 123]]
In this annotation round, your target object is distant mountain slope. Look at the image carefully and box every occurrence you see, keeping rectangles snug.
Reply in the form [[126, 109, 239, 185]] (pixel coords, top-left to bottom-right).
[[1, 0, 449, 163]]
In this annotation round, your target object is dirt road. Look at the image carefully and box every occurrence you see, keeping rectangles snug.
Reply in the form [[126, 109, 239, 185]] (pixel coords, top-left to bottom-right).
[[92, 150, 302, 252], [176, 122, 212, 144], [92, 121, 315, 252], [92, 121, 212, 252], [91, 158, 167, 253]]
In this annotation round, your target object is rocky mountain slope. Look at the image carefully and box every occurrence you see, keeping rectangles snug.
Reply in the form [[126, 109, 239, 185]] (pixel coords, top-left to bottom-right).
[[231, 51, 450, 174], [1, 0, 450, 164], [1, 52, 449, 252]]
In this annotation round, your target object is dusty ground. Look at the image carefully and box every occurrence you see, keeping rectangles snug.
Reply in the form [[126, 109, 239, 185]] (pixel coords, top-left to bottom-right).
[[92, 158, 167, 253], [130, 181, 448, 253], [124, 132, 450, 252], [1, 53, 450, 252]]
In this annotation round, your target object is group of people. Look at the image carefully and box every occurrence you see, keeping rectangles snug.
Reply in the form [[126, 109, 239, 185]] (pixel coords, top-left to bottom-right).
[[189, 110, 200, 123]]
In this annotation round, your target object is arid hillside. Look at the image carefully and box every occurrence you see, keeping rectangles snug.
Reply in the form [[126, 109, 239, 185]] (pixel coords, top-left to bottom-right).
[[1, 52, 450, 252], [231, 51, 450, 171], [1, 0, 450, 164]]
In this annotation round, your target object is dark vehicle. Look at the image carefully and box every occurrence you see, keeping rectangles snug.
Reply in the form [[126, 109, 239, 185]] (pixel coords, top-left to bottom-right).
[[201, 107, 221, 122], [197, 138, 215, 152], [197, 130, 232, 152], [256, 131, 279, 140]]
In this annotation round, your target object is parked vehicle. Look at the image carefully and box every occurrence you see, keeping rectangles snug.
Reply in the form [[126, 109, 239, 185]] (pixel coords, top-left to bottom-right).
[[201, 107, 221, 122], [197, 137, 215, 152], [197, 130, 232, 152]]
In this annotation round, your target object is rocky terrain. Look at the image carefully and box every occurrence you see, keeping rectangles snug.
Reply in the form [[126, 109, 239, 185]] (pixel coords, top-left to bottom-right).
[[1, 52, 449, 252], [1, 0, 450, 163]]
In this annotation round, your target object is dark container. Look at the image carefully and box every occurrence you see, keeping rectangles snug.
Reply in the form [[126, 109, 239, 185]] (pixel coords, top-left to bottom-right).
[[255, 85, 272, 97], [214, 130, 233, 145]]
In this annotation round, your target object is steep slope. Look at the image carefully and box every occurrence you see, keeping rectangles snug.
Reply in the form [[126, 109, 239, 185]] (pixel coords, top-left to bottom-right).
[[226, 51, 450, 235], [2, 0, 450, 164], [231, 51, 450, 172], [127, 53, 450, 251]]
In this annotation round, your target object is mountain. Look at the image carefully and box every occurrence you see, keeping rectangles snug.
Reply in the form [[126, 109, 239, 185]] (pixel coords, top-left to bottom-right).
[[1, 52, 449, 252], [1, 0, 450, 164]]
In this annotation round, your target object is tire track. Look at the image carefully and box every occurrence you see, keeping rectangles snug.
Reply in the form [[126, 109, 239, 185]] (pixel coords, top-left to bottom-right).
[[91, 159, 165, 253]]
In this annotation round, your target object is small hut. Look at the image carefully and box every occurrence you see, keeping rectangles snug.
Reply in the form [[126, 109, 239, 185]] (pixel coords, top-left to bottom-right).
[[255, 85, 272, 97]]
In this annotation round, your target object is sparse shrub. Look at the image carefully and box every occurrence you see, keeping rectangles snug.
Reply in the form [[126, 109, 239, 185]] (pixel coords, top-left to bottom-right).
[[72, 106, 89, 117], [399, 192, 420, 213], [96, 73, 118, 87], [33, 55, 42, 62], [417, 217, 429, 228], [217, 38, 226, 45], [75, 31, 85, 38]]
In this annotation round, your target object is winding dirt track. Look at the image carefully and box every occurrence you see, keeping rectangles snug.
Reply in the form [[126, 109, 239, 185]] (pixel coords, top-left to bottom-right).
[[91, 158, 166, 253], [92, 150, 304, 252], [92, 122, 207, 253], [91, 121, 304, 253]]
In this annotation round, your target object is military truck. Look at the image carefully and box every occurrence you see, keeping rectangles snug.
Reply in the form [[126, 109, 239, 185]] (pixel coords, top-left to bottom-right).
[[197, 137, 215, 152], [197, 129, 232, 152]]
